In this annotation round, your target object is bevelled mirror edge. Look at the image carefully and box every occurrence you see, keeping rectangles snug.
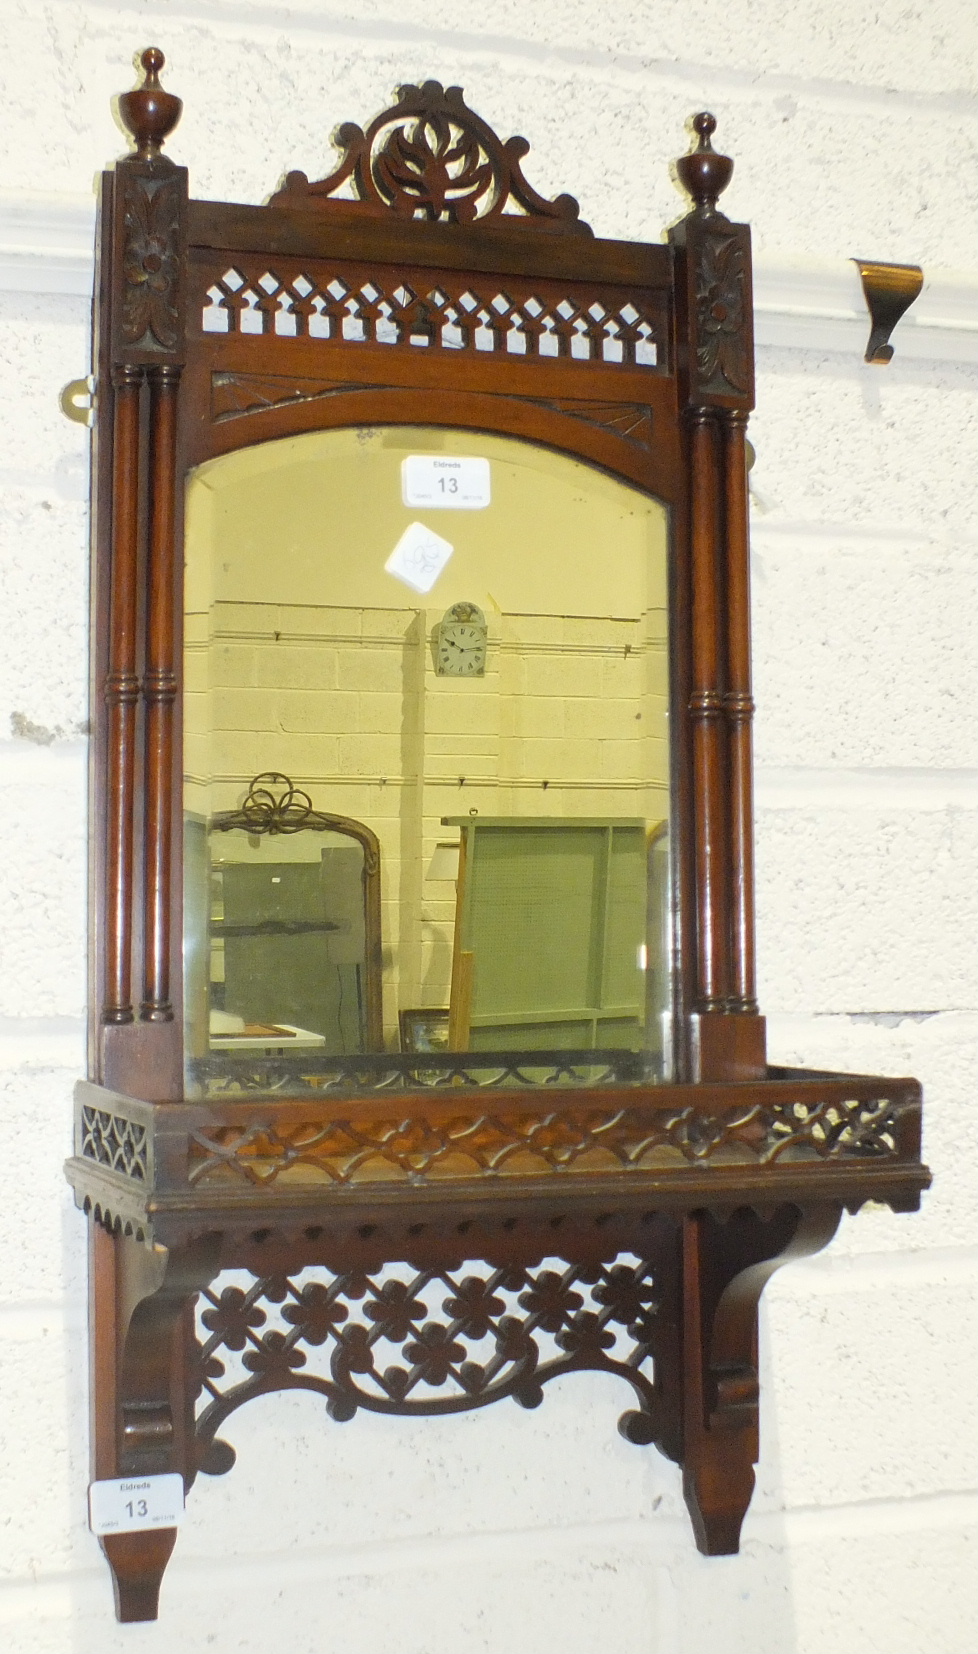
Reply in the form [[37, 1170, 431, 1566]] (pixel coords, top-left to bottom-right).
[[181, 423, 674, 1095]]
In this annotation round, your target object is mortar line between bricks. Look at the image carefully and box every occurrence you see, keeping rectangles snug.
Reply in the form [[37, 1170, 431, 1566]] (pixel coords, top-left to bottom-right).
[[768, 1244, 978, 1292], [3, 1245, 973, 1334], [31, 0, 978, 118], [754, 765, 978, 811], [0, 1492, 974, 1613]]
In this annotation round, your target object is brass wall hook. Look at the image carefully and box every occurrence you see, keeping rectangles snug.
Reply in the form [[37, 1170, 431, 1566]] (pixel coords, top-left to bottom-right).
[[60, 377, 96, 425], [852, 259, 923, 363]]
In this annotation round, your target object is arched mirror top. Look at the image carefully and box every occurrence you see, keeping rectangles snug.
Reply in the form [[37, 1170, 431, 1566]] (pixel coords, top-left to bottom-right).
[[108, 51, 753, 500], [183, 426, 671, 1094]]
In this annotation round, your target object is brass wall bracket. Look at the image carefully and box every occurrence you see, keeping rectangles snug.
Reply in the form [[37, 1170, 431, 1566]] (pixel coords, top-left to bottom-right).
[[852, 259, 924, 364], [60, 376, 96, 425]]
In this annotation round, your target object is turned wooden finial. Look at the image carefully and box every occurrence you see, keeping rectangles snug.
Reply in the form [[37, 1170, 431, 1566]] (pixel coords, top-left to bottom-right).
[[118, 47, 183, 161], [676, 112, 733, 215]]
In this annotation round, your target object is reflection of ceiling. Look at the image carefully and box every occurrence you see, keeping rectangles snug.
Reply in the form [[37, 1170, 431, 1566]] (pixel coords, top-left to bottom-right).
[[186, 426, 667, 619]]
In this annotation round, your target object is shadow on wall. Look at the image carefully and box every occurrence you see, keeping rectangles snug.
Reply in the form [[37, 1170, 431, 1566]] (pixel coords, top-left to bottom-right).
[[57, 1240, 801, 1651]]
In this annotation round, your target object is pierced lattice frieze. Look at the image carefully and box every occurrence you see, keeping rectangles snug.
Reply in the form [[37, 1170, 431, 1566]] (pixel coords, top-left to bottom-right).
[[198, 259, 666, 371], [185, 1085, 908, 1191], [80, 1105, 149, 1182], [188, 1047, 643, 1105], [763, 1094, 902, 1160], [192, 1254, 662, 1460]]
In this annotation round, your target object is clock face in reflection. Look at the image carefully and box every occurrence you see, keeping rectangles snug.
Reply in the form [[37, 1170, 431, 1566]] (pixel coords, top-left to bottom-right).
[[436, 602, 488, 676]]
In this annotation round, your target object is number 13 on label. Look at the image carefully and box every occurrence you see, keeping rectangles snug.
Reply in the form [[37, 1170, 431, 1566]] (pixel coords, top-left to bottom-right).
[[402, 455, 491, 509], [88, 1474, 185, 1535]]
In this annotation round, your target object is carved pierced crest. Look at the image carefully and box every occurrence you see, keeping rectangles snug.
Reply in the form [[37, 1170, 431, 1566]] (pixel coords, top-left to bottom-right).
[[271, 80, 588, 233]]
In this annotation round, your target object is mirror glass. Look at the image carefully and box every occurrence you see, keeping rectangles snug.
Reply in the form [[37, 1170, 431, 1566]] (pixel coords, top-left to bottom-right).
[[184, 426, 671, 1092]]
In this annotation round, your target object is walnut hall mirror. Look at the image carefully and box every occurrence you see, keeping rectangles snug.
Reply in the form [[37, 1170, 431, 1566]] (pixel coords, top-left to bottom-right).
[[65, 50, 929, 1623]]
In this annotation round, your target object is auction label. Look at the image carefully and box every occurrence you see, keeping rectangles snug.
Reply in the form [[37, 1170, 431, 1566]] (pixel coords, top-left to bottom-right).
[[88, 1474, 185, 1536], [402, 455, 490, 509]]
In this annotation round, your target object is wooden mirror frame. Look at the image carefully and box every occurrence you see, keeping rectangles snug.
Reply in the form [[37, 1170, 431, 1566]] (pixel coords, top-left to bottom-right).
[[66, 51, 929, 1622], [204, 771, 384, 1062]]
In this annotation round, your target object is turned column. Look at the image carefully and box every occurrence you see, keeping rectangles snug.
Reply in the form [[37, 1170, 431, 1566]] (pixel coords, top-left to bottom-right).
[[102, 364, 143, 1025], [96, 49, 187, 1081], [687, 407, 731, 1011], [670, 113, 764, 1079], [722, 410, 759, 1013], [141, 363, 182, 1022]]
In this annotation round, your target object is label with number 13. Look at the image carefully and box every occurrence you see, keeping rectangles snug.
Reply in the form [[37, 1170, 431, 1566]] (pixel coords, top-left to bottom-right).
[[402, 454, 491, 509], [88, 1473, 185, 1536]]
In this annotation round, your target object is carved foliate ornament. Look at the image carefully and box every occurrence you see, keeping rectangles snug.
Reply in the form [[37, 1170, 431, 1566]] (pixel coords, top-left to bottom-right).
[[110, 50, 187, 364], [272, 79, 589, 232], [670, 112, 754, 410], [120, 174, 182, 351], [694, 232, 750, 395]]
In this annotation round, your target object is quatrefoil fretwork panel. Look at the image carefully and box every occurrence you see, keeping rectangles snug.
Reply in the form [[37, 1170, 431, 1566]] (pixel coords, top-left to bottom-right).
[[192, 1254, 665, 1466], [197, 257, 667, 369]]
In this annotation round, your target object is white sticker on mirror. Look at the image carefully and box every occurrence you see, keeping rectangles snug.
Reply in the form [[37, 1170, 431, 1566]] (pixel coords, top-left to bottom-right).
[[384, 521, 455, 594], [402, 455, 491, 510]]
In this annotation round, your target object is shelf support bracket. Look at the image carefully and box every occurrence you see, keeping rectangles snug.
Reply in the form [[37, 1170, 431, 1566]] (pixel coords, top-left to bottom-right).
[[680, 1203, 841, 1554], [91, 1225, 222, 1621]]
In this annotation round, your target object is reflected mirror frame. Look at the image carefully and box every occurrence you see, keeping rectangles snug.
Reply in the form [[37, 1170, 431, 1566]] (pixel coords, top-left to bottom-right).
[[204, 773, 384, 1056]]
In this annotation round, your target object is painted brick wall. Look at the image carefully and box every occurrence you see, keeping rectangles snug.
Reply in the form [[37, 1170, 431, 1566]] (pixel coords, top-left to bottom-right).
[[0, 3, 975, 1651]]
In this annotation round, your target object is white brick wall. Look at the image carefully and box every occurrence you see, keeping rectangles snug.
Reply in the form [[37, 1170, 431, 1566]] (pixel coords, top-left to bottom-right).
[[0, 3, 975, 1649]]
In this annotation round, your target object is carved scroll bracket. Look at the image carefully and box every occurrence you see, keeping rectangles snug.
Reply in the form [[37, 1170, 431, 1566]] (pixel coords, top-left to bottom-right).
[[92, 1226, 222, 1621], [681, 1203, 841, 1554]]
